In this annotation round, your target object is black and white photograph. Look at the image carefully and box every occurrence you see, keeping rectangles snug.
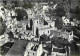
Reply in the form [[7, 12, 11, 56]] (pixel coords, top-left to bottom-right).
[[0, 0, 80, 56]]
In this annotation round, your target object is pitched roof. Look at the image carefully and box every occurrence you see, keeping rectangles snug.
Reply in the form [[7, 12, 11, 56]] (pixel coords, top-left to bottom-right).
[[5, 40, 28, 56], [52, 48, 66, 53]]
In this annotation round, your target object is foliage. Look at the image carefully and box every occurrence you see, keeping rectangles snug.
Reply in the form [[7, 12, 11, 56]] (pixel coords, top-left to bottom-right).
[[40, 34, 50, 43], [11, 4, 15, 9], [12, 1, 22, 7], [70, 54, 80, 56], [0, 23, 6, 35], [15, 9, 28, 21], [0, 17, 6, 35], [8, 31, 14, 38], [3, 1, 21, 10], [55, 18, 64, 29], [0, 17, 3, 22], [47, 3, 66, 18], [70, 6, 80, 14], [23, 2, 34, 9], [54, 7, 66, 17], [3, 1, 7, 5]]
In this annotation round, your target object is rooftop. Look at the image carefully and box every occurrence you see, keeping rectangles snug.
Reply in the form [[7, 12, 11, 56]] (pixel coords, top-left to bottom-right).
[[52, 48, 66, 53], [50, 30, 70, 38], [39, 25, 52, 30], [5, 39, 28, 56]]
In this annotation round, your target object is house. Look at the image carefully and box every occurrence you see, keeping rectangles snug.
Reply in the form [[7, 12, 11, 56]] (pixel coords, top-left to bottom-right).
[[51, 45, 66, 56], [42, 44, 67, 56], [32, 17, 40, 36], [62, 16, 78, 26], [24, 42, 43, 56], [0, 6, 6, 21], [42, 4, 49, 14], [62, 16, 70, 26], [31, 15, 56, 36], [38, 25, 52, 36], [49, 30, 73, 42], [44, 20, 56, 30], [26, 9, 35, 19]]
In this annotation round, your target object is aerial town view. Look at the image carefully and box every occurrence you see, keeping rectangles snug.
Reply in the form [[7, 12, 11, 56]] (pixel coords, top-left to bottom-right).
[[0, 0, 80, 56]]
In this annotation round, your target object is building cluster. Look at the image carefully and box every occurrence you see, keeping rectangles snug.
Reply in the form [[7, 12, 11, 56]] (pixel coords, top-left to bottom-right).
[[0, 0, 78, 56]]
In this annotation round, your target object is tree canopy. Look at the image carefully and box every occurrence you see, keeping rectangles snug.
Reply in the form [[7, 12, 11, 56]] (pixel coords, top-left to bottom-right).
[[15, 9, 28, 21], [0, 17, 6, 35], [0, 23, 6, 35], [23, 2, 34, 9], [55, 18, 64, 29]]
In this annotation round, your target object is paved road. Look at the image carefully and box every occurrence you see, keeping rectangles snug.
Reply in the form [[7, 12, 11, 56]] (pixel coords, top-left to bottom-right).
[[5, 39, 29, 56]]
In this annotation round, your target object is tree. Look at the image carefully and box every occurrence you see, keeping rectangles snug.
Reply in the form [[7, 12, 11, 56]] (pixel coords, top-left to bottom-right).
[[15, 9, 28, 21], [11, 3, 15, 9], [23, 2, 34, 9], [55, 18, 64, 29], [0, 23, 6, 35], [13, 1, 21, 7], [7, 31, 14, 39], [47, 2, 66, 18], [3, 1, 7, 5], [40, 34, 49, 43], [0, 17, 3, 22], [54, 7, 66, 17], [0, 17, 6, 35]]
